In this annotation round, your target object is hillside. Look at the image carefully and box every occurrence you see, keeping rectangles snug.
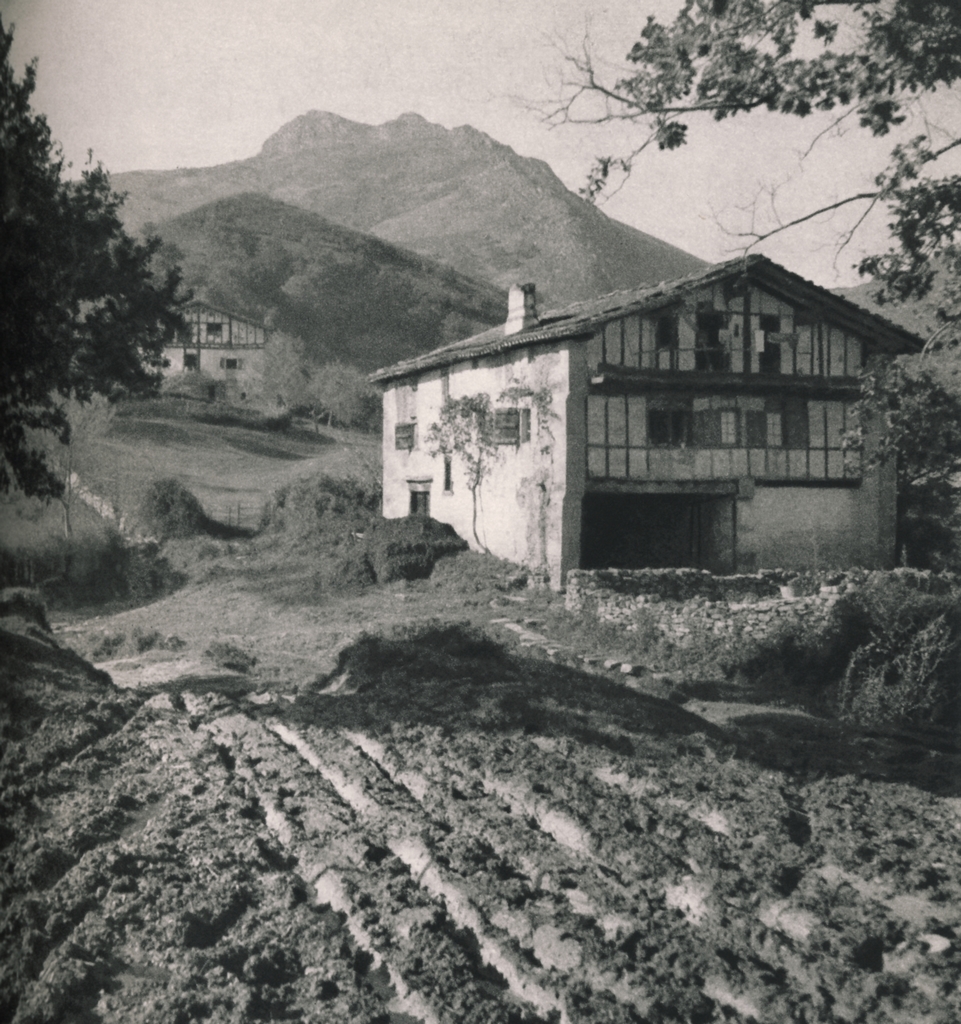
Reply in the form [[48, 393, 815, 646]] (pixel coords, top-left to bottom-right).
[[153, 193, 506, 370], [115, 111, 707, 304]]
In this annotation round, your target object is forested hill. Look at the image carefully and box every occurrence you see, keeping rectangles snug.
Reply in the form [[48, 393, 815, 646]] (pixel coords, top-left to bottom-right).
[[114, 110, 707, 306], [152, 193, 506, 371]]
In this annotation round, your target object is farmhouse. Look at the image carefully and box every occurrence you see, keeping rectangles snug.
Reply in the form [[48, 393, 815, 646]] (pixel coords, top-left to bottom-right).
[[371, 256, 923, 587], [163, 301, 267, 402]]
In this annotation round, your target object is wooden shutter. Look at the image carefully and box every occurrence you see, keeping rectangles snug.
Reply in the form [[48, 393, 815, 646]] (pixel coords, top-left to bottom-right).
[[783, 399, 809, 449], [745, 410, 767, 447], [494, 408, 520, 444]]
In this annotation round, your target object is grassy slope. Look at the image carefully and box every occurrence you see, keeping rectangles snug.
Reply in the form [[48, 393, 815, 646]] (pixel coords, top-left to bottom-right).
[[82, 402, 381, 529]]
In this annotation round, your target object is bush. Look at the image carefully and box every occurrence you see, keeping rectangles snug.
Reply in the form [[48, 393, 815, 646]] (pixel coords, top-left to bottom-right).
[[0, 588, 49, 631], [736, 575, 961, 728], [138, 479, 209, 539], [833, 580, 961, 728], [260, 473, 382, 540]]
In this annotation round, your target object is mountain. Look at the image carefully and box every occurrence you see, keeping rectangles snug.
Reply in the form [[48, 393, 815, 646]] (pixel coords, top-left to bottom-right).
[[154, 193, 506, 371], [115, 111, 707, 305]]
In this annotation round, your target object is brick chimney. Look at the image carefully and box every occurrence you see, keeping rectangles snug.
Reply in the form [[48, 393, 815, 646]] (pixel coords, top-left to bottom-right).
[[504, 283, 538, 336]]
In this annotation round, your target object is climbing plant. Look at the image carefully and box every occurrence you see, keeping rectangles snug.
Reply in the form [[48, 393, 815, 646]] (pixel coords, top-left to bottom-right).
[[424, 394, 499, 550]]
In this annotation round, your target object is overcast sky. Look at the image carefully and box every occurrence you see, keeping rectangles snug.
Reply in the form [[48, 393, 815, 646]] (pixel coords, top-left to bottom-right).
[[6, 0, 960, 288]]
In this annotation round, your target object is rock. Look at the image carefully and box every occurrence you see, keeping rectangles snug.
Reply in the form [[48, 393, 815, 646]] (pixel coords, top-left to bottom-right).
[[532, 924, 582, 972]]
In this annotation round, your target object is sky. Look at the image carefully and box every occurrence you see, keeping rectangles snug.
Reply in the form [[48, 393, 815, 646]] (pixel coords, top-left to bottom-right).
[[5, 0, 961, 288]]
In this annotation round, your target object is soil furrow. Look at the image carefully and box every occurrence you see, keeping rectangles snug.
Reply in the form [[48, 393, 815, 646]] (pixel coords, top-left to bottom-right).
[[209, 712, 540, 1024]]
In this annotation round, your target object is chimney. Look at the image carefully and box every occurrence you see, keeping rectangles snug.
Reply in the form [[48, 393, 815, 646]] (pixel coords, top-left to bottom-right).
[[504, 283, 538, 336]]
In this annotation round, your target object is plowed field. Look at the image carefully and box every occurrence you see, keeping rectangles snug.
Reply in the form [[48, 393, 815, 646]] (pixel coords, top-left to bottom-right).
[[3, 608, 961, 1024]]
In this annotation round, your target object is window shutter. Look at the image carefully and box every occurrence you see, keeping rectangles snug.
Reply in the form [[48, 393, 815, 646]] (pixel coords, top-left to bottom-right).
[[494, 408, 520, 444], [394, 423, 415, 450], [783, 399, 809, 449], [695, 409, 721, 446], [519, 408, 531, 443], [745, 410, 767, 447]]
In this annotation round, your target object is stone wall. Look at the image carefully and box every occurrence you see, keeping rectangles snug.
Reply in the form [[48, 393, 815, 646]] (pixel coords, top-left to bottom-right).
[[565, 567, 954, 647]]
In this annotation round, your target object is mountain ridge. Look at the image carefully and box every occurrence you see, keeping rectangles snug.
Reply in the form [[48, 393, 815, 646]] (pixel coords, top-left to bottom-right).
[[114, 110, 708, 305]]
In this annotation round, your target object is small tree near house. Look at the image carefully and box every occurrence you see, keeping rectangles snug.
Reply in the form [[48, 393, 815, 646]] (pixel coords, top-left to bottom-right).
[[425, 395, 499, 550]]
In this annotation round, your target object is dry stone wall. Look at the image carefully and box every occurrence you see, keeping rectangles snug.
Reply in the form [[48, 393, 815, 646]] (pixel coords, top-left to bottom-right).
[[565, 567, 954, 646]]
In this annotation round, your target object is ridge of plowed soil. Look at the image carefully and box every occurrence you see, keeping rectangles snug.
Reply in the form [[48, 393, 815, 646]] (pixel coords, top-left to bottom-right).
[[3, 547, 961, 1024]]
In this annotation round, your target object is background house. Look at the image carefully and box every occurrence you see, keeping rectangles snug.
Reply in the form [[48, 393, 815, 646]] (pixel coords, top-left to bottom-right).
[[371, 256, 923, 586], [164, 301, 267, 402]]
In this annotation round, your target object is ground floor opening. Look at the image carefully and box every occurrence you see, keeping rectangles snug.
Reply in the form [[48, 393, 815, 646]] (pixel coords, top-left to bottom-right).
[[580, 492, 736, 573]]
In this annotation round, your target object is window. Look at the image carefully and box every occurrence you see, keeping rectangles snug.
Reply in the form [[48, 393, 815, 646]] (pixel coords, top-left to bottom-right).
[[443, 456, 453, 493], [655, 314, 678, 352], [648, 408, 692, 446], [745, 409, 783, 447], [184, 353, 198, 370], [694, 407, 738, 446], [695, 312, 730, 372], [220, 357, 240, 370], [395, 423, 416, 450], [758, 314, 782, 374], [206, 322, 223, 341], [493, 408, 520, 445]]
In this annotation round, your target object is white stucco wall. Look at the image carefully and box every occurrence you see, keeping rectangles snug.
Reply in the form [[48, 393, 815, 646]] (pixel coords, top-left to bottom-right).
[[381, 345, 572, 585], [737, 472, 896, 571], [162, 345, 265, 400]]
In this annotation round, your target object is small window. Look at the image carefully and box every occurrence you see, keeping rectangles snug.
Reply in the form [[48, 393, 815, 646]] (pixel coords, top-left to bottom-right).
[[758, 314, 782, 374], [409, 490, 430, 516], [184, 353, 198, 370], [206, 322, 223, 340], [695, 312, 730, 371], [719, 409, 738, 445], [648, 408, 691, 446], [655, 314, 678, 351], [222, 358, 239, 370], [494, 408, 520, 445], [395, 423, 416, 450], [443, 456, 453, 493]]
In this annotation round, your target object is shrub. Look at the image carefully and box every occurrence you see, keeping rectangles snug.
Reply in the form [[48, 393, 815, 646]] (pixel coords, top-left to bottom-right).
[[833, 581, 961, 728], [736, 575, 961, 727], [261, 473, 381, 540], [0, 588, 49, 631], [137, 479, 208, 539]]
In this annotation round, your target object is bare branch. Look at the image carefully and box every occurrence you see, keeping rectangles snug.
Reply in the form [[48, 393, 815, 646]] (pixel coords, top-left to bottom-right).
[[727, 191, 878, 245]]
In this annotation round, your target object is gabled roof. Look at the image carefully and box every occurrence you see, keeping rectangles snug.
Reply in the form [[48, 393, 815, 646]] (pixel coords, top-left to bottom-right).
[[184, 299, 267, 330], [369, 255, 924, 384]]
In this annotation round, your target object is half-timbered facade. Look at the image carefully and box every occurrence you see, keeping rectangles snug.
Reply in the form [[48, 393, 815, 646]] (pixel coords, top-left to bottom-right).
[[371, 256, 922, 586], [163, 301, 267, 401]]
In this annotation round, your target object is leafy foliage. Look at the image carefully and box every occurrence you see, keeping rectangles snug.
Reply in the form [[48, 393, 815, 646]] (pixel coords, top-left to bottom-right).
[[555, 0, 961, 329], [0, 19, 185, 498], [425, 395, 500, 550], [846, 361, 961, 567], [137, 479, 209, 540]]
